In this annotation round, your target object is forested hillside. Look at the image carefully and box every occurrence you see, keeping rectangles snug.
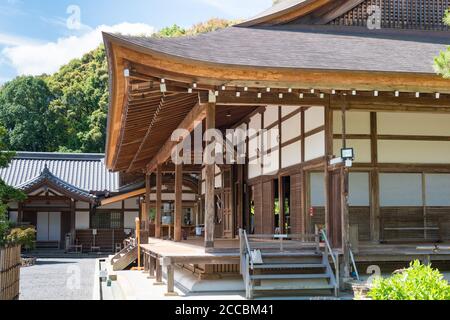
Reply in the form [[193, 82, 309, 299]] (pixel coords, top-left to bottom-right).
[[0, 19, 236, 153]]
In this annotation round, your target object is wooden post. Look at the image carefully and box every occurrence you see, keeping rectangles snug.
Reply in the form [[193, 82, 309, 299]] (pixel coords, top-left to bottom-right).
[[278, 175, 285, 234], [164, 258, 177, 296], [148, 255, 155, 279], [205, 103, 216, 250], [370, 112, 380, 242], [145, 173, 152, 227], [154, 258, 164, 286], [174, 164, 183, 242], [155, 165, 162, 238], [340, 95, 351, 279]]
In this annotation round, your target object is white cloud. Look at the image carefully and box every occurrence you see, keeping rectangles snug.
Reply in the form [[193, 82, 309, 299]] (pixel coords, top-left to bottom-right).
[[2, 22, 155, 76]]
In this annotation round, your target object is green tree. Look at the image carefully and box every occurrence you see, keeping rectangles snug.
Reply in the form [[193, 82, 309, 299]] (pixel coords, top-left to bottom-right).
[[434, 10, 450, 78], [0, 19, 236, 154], [0, 76, 64, 152], [0, 128, 26, 247], [46, 45, 109, 153]]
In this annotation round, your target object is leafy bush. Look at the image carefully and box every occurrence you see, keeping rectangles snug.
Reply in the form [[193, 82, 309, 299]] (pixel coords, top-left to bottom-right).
[[6, 227, 36, 250], [368, 260, 450, 300]]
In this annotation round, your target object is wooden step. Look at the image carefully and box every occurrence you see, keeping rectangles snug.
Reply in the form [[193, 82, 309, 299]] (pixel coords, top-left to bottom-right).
[[251, 274, 330, 281], [253, 263, 326, 269], [253, 284, 335, 291]]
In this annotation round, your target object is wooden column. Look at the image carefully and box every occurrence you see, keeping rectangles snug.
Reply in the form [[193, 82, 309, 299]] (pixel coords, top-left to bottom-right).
[[370, 112, 380, 242], [205, 103, 216, 250], [174, 163, 183, 242], [341, 167, 351, 278], [145, 173, 151, 226], [155, 165, 162, 238], [278, 175, 285, 234]]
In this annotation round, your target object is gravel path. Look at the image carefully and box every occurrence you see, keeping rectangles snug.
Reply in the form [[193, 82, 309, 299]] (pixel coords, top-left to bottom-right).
[[20, 258, 97, 300]]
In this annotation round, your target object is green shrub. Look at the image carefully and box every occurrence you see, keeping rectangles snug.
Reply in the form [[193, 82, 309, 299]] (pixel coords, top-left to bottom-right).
[[368, 260, 450, 300], [6, 227, 36, 250]]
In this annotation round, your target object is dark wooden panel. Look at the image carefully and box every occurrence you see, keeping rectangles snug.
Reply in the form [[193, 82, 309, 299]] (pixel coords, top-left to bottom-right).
[[262, 181, 275, 235], [380, 207, 434, 242], [75, 229, 127, 252], [349, 207, 370, 241], [290, 173, 303, 235], [328, 170, 342, 248], [427, 207, 450, 240], [253, 183, 263, 234]]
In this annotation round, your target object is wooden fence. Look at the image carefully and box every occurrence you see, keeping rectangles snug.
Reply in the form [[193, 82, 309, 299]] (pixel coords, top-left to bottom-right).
[[0, 246, 21, 300]]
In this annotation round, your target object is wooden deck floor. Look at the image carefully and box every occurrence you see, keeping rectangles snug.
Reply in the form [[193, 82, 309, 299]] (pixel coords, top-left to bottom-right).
[[141, 237, 450, 263], [140, 238, 240, 265]]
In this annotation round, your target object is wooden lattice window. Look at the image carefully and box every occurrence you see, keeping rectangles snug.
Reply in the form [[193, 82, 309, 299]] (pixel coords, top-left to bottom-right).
[[90, 211, 124, 229], [329, 0, 450, 30]]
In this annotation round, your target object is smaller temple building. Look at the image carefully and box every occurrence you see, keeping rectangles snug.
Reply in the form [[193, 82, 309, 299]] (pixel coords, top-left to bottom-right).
[[0, 152, 141, 251]]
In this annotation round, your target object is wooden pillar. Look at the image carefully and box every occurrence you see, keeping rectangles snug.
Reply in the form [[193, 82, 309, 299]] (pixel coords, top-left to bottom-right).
[[341, 167, 351, 278], [154, 258, 164, 286], [174, 163, 183, 242], [340, 96, 351, 279], [145, 173, 151, 227], [278, 175, 285, 234], [370, 112, 380, 242], [205, 102, 216, 250], [155, 165, 162, 238]]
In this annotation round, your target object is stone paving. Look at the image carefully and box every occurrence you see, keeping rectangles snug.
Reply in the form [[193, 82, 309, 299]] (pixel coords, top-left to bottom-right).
[[20, 258, 97, 300]]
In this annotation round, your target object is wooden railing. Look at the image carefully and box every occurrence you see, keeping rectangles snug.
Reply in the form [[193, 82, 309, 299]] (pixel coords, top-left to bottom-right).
[[0, 246, 21, 300]]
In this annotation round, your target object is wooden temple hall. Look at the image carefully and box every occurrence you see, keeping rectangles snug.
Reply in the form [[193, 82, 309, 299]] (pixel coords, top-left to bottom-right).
[[102, 0, 450, 295]]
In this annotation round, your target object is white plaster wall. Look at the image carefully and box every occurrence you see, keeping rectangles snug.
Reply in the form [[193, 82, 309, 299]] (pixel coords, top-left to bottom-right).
[[263, 150, 279, 175], [333, 111, 371, 134], [124, 212, 139, 229], [149, 193, 197, 202], [76, 212, 90, 230], [310, 172, 325, 207], [282, 106, 300, 117], [264, 106, 279, 128], [425, 174, 450, 206], [378, 140, 450, 164], [249, 113, 261, 131], [281, 141, 302, 169], [378, 112, 450, 136], [282, 113, 301, 143], [379, 173, 423, 207], [249, 136, 260, 159], [99, 202, 122, 210], [7, 202, 18, 210], [248, 163, 262, 180], [76, 201, 90, 209], [305, 131, 325, 161], [305, 107, 324, 132], [349, 172, 370, 206], [262, 128, 279, 153], [9, 211, 18, 223], [334, 139, 372, 163], [124, 198, 139, 209]]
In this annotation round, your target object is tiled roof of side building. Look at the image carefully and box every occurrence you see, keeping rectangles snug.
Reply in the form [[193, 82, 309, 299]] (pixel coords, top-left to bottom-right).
[[0, 152, 120, 193]]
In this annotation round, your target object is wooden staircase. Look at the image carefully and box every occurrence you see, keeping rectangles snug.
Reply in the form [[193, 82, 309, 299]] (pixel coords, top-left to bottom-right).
[[240, 230, 339, 299], [111, 239, 138, 271]]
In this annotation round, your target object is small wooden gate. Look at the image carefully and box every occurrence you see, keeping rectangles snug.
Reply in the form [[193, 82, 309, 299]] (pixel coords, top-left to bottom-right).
[[0, 246, 21, 300]]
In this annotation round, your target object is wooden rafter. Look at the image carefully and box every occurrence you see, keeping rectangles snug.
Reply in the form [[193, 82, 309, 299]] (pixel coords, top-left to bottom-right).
[[146, 102, 207, 174]]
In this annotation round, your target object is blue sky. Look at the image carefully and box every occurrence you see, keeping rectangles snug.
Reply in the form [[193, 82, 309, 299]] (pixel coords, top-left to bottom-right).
[[0, 0, 273, 84]]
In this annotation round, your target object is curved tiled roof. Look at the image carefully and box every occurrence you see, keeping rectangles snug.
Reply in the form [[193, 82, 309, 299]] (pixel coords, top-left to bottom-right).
[[105, 24, 450, 74], [0, 152, 119, 193], [17, 166, 97, 202]]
